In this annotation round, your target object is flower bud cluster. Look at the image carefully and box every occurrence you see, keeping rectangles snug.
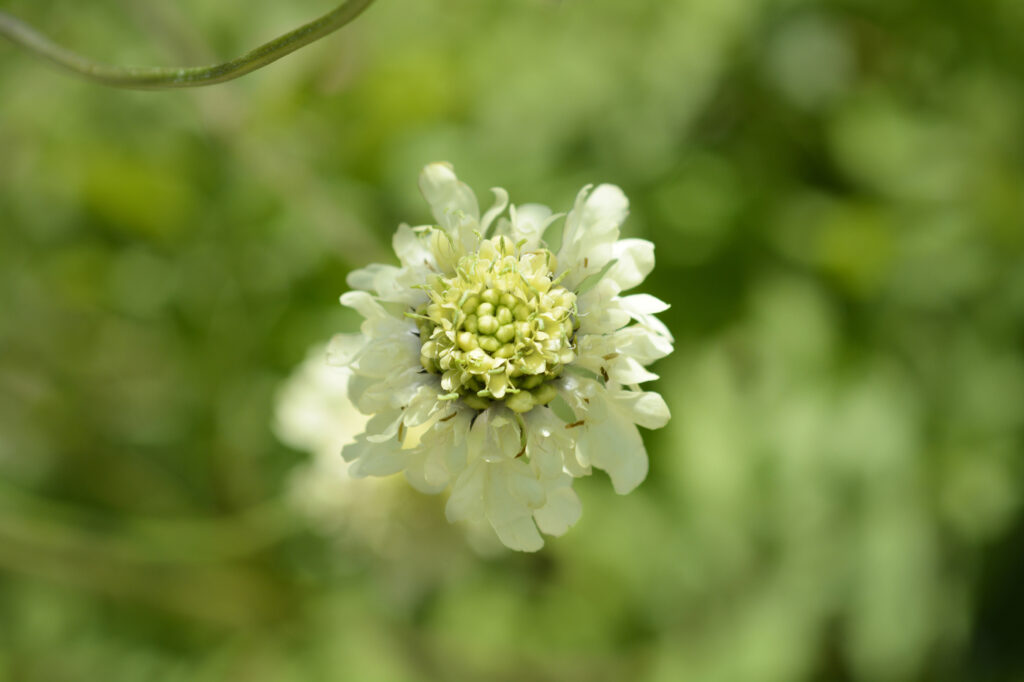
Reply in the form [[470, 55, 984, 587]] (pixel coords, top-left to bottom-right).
[[414, 236, 577, 412]]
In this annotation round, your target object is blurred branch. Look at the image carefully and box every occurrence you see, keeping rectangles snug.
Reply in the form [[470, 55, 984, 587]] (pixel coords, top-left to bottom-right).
[[0, 0, 375, 89]]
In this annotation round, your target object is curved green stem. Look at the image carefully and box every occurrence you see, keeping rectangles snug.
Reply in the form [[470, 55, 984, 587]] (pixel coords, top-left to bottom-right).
[[0, 0, 375, 89]]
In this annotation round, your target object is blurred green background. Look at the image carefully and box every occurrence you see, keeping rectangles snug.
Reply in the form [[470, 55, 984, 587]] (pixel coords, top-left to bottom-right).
[[2, 0, 1023, 680]]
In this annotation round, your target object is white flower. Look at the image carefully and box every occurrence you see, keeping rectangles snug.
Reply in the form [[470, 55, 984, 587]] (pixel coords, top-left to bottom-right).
[[274, 345, 399, 548], [275, 345, 507, 557], [329, 162, 673, 551]]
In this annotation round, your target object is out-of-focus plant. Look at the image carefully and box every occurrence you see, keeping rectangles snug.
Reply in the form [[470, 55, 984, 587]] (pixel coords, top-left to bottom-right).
[[2, 0, 1024, 681]]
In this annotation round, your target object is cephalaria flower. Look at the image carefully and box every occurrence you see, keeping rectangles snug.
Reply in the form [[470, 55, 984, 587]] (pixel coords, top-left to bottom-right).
[[329, 163, 673, 551]]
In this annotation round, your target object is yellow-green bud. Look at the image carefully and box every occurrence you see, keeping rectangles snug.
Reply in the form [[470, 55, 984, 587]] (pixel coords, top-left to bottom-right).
[[461, 294, 480, 313], [506, 391, 535, 413], [457, 331, 478, 351], [532, 382, 558, 406], [479, 335, 501, 353], [478, 315, 499, 336]]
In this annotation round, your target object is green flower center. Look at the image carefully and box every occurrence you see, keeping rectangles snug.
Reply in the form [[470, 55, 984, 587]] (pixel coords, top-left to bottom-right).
[[414, 236, 577, 413]]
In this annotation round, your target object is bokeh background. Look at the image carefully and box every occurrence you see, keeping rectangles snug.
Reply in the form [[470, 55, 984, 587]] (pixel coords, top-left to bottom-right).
[[2, 0, 1023, 680]]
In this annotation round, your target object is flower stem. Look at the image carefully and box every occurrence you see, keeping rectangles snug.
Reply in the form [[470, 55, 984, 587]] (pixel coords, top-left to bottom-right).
[[0, 0, 375, 90]]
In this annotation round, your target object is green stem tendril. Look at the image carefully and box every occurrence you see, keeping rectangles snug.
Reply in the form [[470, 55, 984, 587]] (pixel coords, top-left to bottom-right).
[[0, 0, 375, 90]]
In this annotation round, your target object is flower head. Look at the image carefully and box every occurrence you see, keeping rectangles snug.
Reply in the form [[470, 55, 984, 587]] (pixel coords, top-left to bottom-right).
[[330, 162, 673, 551]]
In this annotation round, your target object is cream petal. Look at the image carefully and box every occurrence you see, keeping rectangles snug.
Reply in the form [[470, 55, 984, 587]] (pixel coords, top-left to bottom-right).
[[507, 463, 547, 509], [468, 407, 522, 463], [606, 239, 655, 291], [326, 333, 364, 367], [346, 263, 396, 293], [350, 367, 426, 413], [414, 412, 470, 487], [614, 326, 674, 365], [339, 290, 387, 320], [607, 356, 660, 384], [533, 484, 582, 536], [575, 330, 661, 384], [426, 227, 464, 275], [404, 447, 449, 494], [525, 408, 575, 479], [563, 184, 628, 248], [351, 334, 419, 378], [492, 516, 544, 552], [366, 410, 404, 443], [577, 282, 631, 335], [446, 460, 485, 522], [392, 224, 434, 269], [559, 184, 629, 285], [480, 187, 510, 235], [618, 293, 670, 315], [612, 385, 671, 430], [576, 416, 648, 495], [343, 433, 405, 477], [510, 203, 562, 251], [402, 385, 441, 426], [565, 378, 652, 494], [484, 465, 544, 551], [418, 162, 480, 232]]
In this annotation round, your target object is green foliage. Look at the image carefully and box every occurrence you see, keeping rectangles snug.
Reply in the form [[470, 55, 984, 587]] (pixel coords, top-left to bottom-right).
[[1, 0, 1022, 680]]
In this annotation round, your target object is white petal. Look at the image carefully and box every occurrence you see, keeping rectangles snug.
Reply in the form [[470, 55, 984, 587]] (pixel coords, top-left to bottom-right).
[[392, 224, 438, 274], [343, 435, 405, 477], [411, 414, 469, 490], [480, 187, 510, 235], [574, 330, 662, 384], [565, 378, 651, 494], [404, 446, 449, 494], [577, 281, 631, 334], [618, 293, 670, 315], [468, 407, 522, 462], [578, 422, 647, 495], [350, 368, 430, 415], [559, 184, 629, 286], [524, 408, 575, 479], [492, 516, 544, 552], [614, 326, 674, 365], [346, 263, 395, 293], [563, 184, 628, 247], [608, 355, 660, 384], [339, 290, 387, 321], [533, 484, 582, 536], [507, 464, 546, 509], [484, 464, 543, 551], [402, 385, 441, 427], [606, 239, 655, 291], [446, 460, 485, 522], [366, 410, 404, 443], [326, 333, 364, 367], [418, 162, 479, 232], [614, 386, 671, 430], [509, 203, 561, 251]]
